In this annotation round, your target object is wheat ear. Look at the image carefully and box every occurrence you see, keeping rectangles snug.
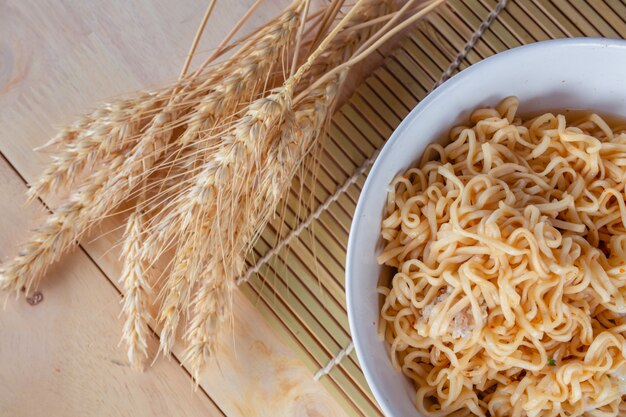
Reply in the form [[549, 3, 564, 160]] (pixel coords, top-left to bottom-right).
[[27, 91, 170, 202], [119, 202, 152, 370], [182, 261, 230, 381]]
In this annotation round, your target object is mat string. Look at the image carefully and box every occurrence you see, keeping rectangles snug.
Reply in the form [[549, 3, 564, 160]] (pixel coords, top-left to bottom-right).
[[314, 342, 355, 381], [236, 0, 509, 380], [433, 0, 509, 89]]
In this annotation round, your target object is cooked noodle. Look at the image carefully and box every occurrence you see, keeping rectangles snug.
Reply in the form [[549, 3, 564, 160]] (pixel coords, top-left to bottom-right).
[[377, 97, 626, 417]]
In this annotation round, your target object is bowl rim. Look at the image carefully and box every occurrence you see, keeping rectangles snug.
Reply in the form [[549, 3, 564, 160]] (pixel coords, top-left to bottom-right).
[[345, 37, 626, 417]]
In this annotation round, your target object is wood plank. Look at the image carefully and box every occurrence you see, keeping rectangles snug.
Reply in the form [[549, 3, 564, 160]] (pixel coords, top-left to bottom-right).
[[0, 156, 223, 417], [0, 1, 350, 416]]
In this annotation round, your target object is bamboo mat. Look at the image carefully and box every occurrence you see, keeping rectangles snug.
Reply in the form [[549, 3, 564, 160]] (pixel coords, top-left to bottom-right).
[[242, 1, 626, 416]]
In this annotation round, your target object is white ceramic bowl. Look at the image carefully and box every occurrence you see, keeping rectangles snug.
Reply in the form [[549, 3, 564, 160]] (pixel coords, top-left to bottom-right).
[[346, 38, 626, 417]]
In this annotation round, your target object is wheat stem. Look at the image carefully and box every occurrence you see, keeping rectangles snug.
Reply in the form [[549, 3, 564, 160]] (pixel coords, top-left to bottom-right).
[[296, 0, 444, 102], [289, 0, 312, 77], [179, 0, 218, 80], [195, 0, 268, 74]]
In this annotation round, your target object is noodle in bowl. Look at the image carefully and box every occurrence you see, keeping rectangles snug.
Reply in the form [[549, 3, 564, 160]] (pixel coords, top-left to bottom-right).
[[346, 39, 626, 417]]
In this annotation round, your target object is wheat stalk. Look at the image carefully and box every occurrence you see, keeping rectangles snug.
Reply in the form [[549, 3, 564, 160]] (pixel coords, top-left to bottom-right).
[[0, 0, 443, 377]]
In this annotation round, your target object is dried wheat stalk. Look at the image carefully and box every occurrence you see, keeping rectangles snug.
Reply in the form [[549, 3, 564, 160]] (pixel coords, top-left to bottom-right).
[[0, 0, 443, 375]]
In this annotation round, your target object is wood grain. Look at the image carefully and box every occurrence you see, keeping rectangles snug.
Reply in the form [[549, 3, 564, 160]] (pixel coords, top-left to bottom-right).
[[0, 1, 349, 416]]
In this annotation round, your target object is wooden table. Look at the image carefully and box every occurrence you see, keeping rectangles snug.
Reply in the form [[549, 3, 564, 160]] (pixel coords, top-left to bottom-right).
[[0, 1, 350, 416]]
